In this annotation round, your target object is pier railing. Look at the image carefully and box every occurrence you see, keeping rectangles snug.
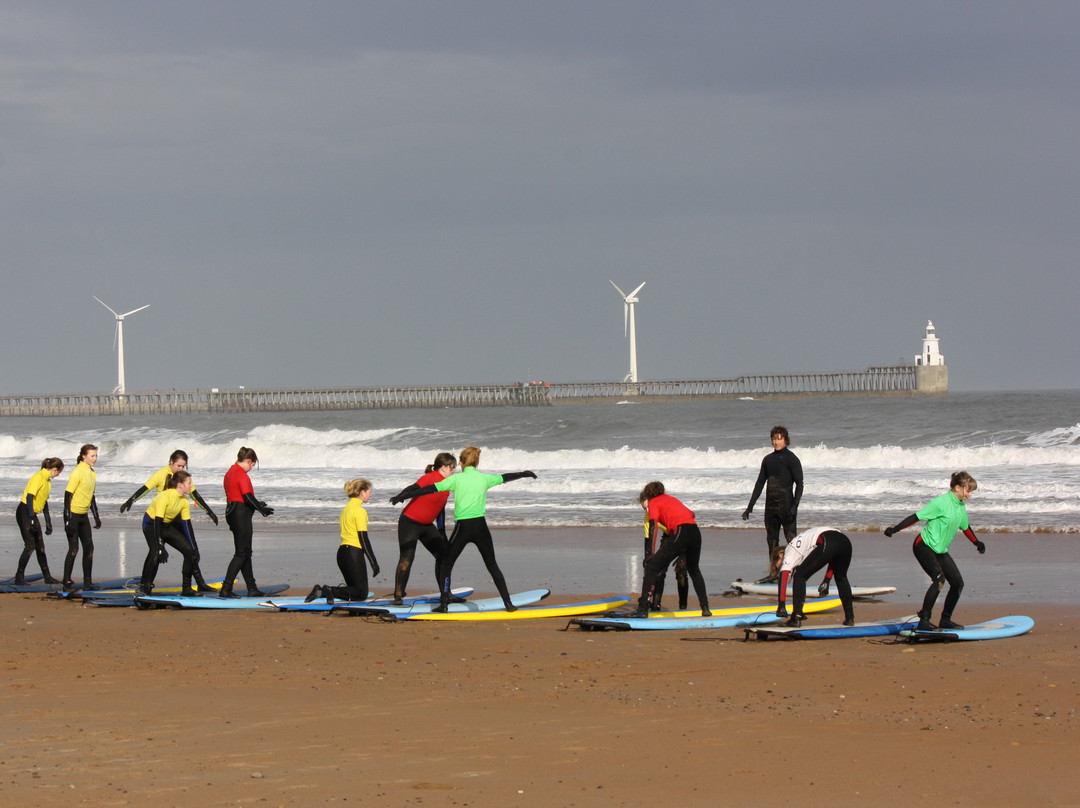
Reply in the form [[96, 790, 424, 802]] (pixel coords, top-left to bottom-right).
[[0, 365, 925, 416]]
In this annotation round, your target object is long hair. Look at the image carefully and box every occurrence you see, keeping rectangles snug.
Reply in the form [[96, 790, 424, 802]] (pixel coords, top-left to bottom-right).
[[77, 444, 97, 464], [41, 457, 65, 472], [344, 478, 371, 498], [164, 470, 192, 490], [236, 446, 259, 464], [426, 452, 457, 474]]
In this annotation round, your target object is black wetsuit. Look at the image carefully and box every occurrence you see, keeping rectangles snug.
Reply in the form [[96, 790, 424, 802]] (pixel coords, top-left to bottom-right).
[[140, 517, 200, 592], [326, 544, 368, 601], [913, 535, 964, 623], [224, 501, 257, 590], [441, 517, 513, 609], [784, 530, 854, 622], [746, 447, 804, 555], [395, 515, 450, 602], [15, 500, 55, 581]]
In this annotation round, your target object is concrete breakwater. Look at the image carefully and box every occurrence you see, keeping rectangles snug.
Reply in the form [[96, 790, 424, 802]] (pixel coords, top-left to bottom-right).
[[0, 364, 946, 416]]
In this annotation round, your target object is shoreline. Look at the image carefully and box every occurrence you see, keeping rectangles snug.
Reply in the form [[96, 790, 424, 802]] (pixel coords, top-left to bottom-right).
[[2, 594, 1076, 806]]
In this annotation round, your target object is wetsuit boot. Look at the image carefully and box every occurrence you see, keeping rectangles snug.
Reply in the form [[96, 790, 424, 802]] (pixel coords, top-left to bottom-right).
[[938, 613, 964, 630], [181, 574, 199, 597], [246, 582, 267, 597], [192, 568, 215, 593]]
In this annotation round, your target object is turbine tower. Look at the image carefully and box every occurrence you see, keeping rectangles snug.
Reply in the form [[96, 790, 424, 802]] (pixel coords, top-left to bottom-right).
[[94, 296, 149, 396], [609, 280, 645, 383]]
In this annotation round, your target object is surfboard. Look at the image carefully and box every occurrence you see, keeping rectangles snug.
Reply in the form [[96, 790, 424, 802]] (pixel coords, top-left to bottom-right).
[[398, 596, 629, 621], [899, 615, 1035, 643], [266, 587, 478, 612], [4, 576, 139, 594], [57, 576, 233, 600], [745, 615, 920, 640], [614, 595, 842, 620], [130, 583, 291, 609], [0, 573, 44, 586], [315, 588, 551, 615], [573, 612, 784, 631], [730, 580, 897, 598]]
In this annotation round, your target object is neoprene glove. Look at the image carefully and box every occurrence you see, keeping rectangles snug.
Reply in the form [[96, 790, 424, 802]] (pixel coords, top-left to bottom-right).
[[120, 497, 135, 513], [158, 544, 169, 564], [975, 540, 986, 554], [817, 580, 830, 597], [741, 509, 751, 521], [883, 526, 897, 537]]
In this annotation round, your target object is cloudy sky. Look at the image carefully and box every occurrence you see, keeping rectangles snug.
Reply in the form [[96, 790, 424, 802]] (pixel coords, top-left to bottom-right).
[[2, 1, 1077, 394]]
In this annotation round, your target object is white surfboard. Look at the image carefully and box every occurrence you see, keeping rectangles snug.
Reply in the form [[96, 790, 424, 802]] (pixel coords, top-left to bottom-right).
[[730, 579, 896, 598]]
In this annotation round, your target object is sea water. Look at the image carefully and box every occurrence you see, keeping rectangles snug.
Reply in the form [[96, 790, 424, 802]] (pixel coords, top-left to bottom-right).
[[2, 390, 1077, 602]]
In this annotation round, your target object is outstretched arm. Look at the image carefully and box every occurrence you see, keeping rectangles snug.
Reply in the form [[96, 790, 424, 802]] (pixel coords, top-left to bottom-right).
[[883, 513, 919, 537], [120, 486, 150, 513], [389, 483, 437, 505], [500, 471, 537, 483], [190, 489, 219, 525]]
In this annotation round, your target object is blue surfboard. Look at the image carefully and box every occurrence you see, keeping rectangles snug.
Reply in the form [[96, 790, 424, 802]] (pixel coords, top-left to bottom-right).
[[573, 612, 783, 631], [6, 576, 139, 594], [900, 615, 1034, 642], [745, 615, 920, 640], [316, 588, 551, 615], [267, 586, 477, 613], [130, 583, 291, 609]]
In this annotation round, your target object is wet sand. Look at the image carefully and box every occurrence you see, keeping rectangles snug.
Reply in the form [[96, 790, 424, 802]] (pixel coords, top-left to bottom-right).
[[2, 589, 1077, 807]]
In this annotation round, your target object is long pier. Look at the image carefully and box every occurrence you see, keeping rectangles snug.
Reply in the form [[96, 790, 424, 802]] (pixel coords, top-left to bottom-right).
[[0, 364, 946, 417]]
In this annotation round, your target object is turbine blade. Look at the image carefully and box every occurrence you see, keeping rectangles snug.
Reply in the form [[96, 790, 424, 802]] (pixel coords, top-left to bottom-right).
[[120, 304, 150, 318], [628, 282, 646, 298], [93, 296, 119, 317], [609, 280, 627, 299]]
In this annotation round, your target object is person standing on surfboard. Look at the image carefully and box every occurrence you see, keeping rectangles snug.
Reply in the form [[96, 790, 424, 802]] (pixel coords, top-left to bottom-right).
[[629, 481, 711, 619], [388, 446, 535, 613], [884, 471, 986, 632], [641, 512, 689, 611], [741, 425, 804, 581], [305, 478, 380, 604], [136, 470, 203, 597], [13, 457, 64, 585], [62, 444, 102, 592], [391, 453, 456, 606], [768, 527, 855, 628], [120, 449, 218, 592], [219, 447, 273, 598]]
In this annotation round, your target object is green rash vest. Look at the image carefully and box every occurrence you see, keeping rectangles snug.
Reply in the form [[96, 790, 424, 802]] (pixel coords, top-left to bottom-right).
[[434, 466, 506, 520], [915, 490, 970, 553]]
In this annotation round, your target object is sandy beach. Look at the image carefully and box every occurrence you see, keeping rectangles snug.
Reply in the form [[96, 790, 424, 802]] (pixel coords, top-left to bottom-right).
[[2, 583, 1077, 807]]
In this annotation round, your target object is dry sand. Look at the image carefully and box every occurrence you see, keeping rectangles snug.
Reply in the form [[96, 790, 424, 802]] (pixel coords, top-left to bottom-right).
[[2, 593, 1077, 807]]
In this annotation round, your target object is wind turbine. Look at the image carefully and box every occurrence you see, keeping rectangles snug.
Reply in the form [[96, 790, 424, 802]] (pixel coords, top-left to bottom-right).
[[609, 280, 645, 383], [94, 296, 149, 396]]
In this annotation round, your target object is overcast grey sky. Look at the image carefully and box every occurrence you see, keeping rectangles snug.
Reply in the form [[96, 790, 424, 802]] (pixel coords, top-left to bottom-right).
[[2, 1, 1077, 394]]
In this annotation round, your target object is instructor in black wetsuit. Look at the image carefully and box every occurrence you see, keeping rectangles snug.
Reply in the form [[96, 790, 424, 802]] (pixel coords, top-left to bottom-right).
[[742, 425, 804, 580]]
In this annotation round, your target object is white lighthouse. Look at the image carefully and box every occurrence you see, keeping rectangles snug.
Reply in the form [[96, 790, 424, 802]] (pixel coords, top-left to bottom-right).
[[915, 320, 944, 366]]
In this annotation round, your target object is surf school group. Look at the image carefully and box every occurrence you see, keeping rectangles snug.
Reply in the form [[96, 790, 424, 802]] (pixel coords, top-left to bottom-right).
[[11, 425, 988, 631]]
